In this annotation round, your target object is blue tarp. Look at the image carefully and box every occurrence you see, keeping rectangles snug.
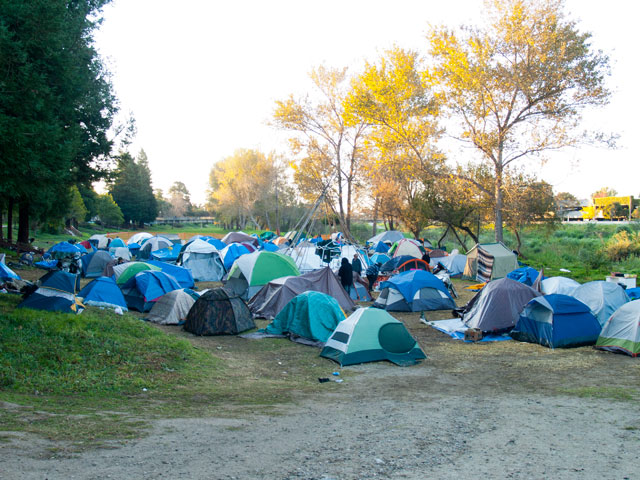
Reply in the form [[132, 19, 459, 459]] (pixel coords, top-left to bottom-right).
[[511, 294, 601, 348], [146, 260, 195, 289], [78, 276, 128, 311], [34, 260, 59, 270], [507, 266, 541, 286], [261, 242, 279, 252], [109, 238, 126, 248], [128, 242, 141, 256], [150, 246, 181, 262], [626, 287, 640, 300], [48, 241, 83, 257], [0, 262, 20, 281], [428, 319, 512, 342]]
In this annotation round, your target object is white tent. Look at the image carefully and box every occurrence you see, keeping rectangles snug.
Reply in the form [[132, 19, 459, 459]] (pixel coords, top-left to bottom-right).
[[572, 281, 630, 326], [596, 301, 640, 356], [128, 232, 152, 245], [179, 239, 225, 281], [541, 276, 580, 295]]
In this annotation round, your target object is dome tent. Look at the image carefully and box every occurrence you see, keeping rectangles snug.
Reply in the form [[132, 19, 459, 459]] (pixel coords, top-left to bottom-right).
[[120, 270, 181, 312], [511, 294, 601, 348], [137, 236, 173, 260], [148, 289, 200, 325], [226, 251, 300, 299], [18, 271, 84, 314], [177, 239, 225, 282], [373, 270, 455, 312], [367, 230, 405, 245], [112, 262, 161, 285], [321, 307, 426, 366], [264, 291, 346, 342], [596, 301, 640, 356], [461, 278, 541, 332], [572, 281, 630, 327], [541, 276, 580, 296], [146, 260, 195, 289], [219, 243, 251, 271], [389, 238, 425, 259], [184, 287, 255, 335], [78, 276, 128, 312]]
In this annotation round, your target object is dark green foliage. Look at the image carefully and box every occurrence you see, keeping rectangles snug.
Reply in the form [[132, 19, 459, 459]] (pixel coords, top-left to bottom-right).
[[109, 150, 158, 226]]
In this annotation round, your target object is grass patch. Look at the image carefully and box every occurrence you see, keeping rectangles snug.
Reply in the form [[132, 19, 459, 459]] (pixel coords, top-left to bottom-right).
[[0, 295, 341, 445], [560, 386, 638, 402]]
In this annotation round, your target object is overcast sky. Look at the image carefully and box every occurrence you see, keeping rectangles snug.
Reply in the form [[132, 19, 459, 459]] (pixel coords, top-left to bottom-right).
[[95, 0, 638, 205]]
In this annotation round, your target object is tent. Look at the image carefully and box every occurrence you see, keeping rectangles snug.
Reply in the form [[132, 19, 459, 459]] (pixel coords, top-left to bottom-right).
[[370, 253, 391, 266], [18, 271, 84, 314], [177, 239, 225, 282], [146, 260, 195, 289], [127, 242, 141, 257], [374, 270, 456, 312], [321, 307, 426, 366], [207, 238, 227, 250], [110, 246, 132, 262], [389, 239, 425, 259], [626, 287, 640, 301], [88, 234, 109, 249], [0, 259, 20, 282], [48, 241, 83, 259], [226, 251, 301, 299], [249, 267, 355, 319], [506, 266, 541, 286], [109, 238, 126, 249], [541, 276, 580, 296], [264, 291, 346, 342], [596, 301, 640, 356], [221, 231, 259, 246], [511, 294, 601, 348], [112, 261, 161, 285], [367, 230, 405, 245], [572, 281, 630, 327], [128, 232, 153, 245], [120, 270, 181, 312], [219, 243, 251, 271], [80, 250, 114, 278], [184, 287, 255, 335], [147, 288, 200, 325], [150, 246, 181, 262], [430, 253, 467, 277], [261, 242, 279, 252], [461, 278, 541, 332], [379, 255, 423, 274], [372, 241, 390, 253], [289, 243, 327, 272], [78, 276, 128, 311], [463, 243, 518, 282], [138, 236, 173, 259]]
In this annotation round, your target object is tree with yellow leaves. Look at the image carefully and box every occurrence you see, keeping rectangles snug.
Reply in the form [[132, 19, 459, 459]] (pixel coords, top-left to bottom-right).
[[428, 0, 611, 242]]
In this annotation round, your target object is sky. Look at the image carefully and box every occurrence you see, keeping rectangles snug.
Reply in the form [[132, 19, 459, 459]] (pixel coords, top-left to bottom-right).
[[94, 0, 638, 205]]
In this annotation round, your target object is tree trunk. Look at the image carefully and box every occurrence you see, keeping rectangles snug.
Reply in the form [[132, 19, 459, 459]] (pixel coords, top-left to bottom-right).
[[513, 228, 525, 258], [18, 200, 30, 244], [494, 165, 504, 243], [372, 198, 378, 237], [7, 198, 14, 243], [450, 226, 468, 252], [0, 205, 3, 241], [437, 225, 450, 247], [458, 225, 479, 246]]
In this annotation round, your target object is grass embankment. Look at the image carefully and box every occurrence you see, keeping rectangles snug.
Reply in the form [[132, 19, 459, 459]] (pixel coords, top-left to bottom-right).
[[0, 295, 339, 447]]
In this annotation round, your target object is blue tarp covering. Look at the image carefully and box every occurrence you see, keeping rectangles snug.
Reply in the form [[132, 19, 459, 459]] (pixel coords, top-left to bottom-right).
[[146, 260, 195, 289], [78, 277, 128, 311], [428, 318, 512, 342], [507, 266, 541, 286], [34, 260, 59, 270], [128, 242, 141, 256], [0, 262, 20, 281], [626, 287, 640, 300], [381, 269, 451, 302], [48, 241, 83, 258], [150, 246, 181, 262], [511, 294, 601, 348]]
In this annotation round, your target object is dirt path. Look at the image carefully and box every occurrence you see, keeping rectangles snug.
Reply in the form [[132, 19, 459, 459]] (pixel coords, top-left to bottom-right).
[[2, 359, 639, 480]]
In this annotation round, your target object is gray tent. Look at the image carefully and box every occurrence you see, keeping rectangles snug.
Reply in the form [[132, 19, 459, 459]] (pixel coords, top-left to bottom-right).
[[147, 289, 200, 325], [82, 250, 114, 278], [248, 267, 356, 319], [367, 230, 405, 245], [462, 278, 541, 332], [572, 281, 630, 327], [463, 243, 518, 282], [178, 239, 225, 281]]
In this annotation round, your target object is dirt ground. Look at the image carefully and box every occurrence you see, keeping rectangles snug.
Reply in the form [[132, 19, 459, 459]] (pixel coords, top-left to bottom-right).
[[1, 275, 640, 479]]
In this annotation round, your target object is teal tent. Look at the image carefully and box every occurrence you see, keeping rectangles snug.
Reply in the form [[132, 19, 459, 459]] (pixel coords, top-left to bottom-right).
[[264, 291, 346, 342], [321, 307, 426, 366]]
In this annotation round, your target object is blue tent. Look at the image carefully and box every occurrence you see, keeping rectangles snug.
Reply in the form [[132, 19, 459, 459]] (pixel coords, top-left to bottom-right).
[[507, 266, 541, 286], [0, 262, 20, 281], [78, 277, 128, 311], [370, 253, 391, 265], [511, 294, 602, 348], [48, 241, 83, 258], [373, 241, 390, 253], [379, 255, 416, 273], [109, 238, 126, 248], [128, 242, 141, 257], [626, 287, 640, 300], [39, 271, 81, 293], [261, 242, 279, 252], [374, 269, 455, 311], [18, 271, 83, 314], [80, 250, 114, 278], [120, 270, 181, 312], [220, 243, 250, 270], [207, 238, 226, 250], [146, 260, 195, 289]]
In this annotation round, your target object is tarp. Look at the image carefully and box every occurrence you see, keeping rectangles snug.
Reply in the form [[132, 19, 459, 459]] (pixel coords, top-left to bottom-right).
[[596, 300, 640, 356], [506, 266, 541, 286], [264, 291, 346, 342], [147, 288, 200, 325], [462, 278, 541, 332], [572, 281, 630, 326], [0, 261, 20, 281], [249, 267, 355, 319], [150, 246, 180, 262], [427, 318, 512, 342], [430, 253, 467, 277], [78, 276, 128, 311], [185, 287, 255, 335], [321, 307, 426, 366], [511, 294, 601, 348]]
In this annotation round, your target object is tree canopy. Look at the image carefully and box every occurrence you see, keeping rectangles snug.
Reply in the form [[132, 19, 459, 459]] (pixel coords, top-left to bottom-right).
[[109, 150, 157, 226]]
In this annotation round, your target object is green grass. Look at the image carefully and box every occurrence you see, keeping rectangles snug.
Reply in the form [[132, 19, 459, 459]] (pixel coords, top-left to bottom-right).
[[0, 294, 342, 445], [560, 386, 638, 402]]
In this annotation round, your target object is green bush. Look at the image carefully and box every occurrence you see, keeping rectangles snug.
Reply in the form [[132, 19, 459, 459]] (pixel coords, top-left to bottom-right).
[[578, 247, 607, 270], [604, 231, 640, 262]]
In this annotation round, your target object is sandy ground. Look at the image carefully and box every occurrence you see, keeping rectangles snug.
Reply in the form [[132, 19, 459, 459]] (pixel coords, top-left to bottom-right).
[[2, 352, 639, 480]]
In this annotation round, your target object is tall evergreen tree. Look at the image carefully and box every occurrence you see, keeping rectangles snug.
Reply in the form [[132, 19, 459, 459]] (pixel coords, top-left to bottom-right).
[[110, 150, 158, 226]]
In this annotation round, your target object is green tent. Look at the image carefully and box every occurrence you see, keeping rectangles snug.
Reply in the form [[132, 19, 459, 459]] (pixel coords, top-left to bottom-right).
[[112, 261, 161, 285], [596, 300, 640, 356], [227, 251, 300, 298], [321, 307, 426, 366], [264, 291, 346, 342]]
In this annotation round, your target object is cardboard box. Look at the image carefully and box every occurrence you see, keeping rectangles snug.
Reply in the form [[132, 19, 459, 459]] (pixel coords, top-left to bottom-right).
[[465, 328, 483, 342]]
